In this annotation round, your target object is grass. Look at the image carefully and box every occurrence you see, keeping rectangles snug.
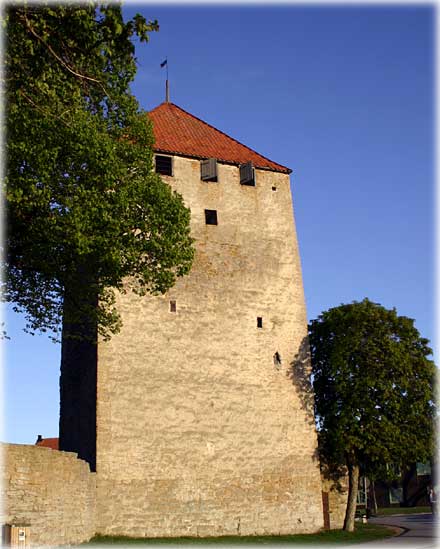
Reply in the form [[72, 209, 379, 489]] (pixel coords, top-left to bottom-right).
[[376, 506, 430, 516], [83, 523, 395, 545]]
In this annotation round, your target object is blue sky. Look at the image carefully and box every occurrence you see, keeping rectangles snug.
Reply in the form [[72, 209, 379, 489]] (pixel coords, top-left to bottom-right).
[[3, 4, 435, 444]]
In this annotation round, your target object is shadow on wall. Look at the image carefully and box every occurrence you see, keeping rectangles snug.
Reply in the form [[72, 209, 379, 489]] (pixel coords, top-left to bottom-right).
[[286, 335, 320, 463], [321, 462, 349, 494], [287, 336, 315, 422]]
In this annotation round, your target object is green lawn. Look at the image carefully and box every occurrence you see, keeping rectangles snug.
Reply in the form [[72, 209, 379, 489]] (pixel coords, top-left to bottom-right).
[[83, 523, 395, 545], [377, 506, 430, 516]]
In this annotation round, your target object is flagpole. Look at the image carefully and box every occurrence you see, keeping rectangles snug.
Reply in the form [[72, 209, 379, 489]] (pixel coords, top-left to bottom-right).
[[161, 58, 170, 103], [166, 57, 169, 102]]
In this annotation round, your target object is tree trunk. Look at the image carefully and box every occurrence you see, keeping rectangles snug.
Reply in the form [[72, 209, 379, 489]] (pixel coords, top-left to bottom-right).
[[344, 461, 360, 532], [402, 463, 416, 507], [371, 479, 378, 515]]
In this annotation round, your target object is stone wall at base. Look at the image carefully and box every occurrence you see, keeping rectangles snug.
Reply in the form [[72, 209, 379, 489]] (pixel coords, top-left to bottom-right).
[[96, 472, 324, 538], [1, 443, 96, 546], [321, 470, 349, 529]]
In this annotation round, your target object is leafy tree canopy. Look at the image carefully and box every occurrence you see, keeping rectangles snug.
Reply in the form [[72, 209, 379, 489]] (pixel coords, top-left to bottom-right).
[[4, 3, 194, 340], [309, 298, 436, 530]]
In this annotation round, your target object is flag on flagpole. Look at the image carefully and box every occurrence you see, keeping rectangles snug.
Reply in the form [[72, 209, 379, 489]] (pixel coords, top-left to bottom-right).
[[160, 59, 167, 68]]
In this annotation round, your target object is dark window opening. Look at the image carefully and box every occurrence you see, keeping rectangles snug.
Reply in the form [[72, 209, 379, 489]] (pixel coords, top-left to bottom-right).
[[205, 209, 218, 225], [257, 317, 263, 328], [274, 352, 282, 368], [272, 186, 277, 191], [155, 155, 172, 176], [201, 158, 218, 182], [240, 161, 255, 186], [169, 300, 177, 313]]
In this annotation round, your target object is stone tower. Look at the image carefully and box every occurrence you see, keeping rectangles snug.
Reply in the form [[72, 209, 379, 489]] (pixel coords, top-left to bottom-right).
[[61, 102, 324, 537]]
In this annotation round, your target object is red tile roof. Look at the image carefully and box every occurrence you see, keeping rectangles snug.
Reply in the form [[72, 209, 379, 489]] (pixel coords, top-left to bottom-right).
[[148, 102, 291, 174], [36, 437, 59, 450]]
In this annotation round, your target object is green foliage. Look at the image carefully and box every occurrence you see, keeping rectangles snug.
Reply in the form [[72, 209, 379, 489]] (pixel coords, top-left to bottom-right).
[[4, 3, 194, 340], [309, 298, 436, 474]]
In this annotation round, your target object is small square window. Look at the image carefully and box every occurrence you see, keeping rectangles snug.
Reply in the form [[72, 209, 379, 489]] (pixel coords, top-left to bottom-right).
[[272, 186, 277, 191], [204, 209, 218, 225], [257, 317, 263, 328], [155, 155, 173, 176], [169, 300, 177, 313]]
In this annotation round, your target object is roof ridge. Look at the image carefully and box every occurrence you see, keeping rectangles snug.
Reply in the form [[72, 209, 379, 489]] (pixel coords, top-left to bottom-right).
[[149, 102, 291, 174]]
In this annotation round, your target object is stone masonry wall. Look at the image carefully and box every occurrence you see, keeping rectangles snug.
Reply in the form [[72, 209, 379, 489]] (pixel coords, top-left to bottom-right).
[[321, 471, 349, 530], [96, 157, 325, 537], [1, 443, 96, 546]]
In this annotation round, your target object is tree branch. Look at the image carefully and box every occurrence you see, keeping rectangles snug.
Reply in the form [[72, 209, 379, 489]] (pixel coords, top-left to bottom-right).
[[19, 90, 71, 128], [22, 13, 110, 99]]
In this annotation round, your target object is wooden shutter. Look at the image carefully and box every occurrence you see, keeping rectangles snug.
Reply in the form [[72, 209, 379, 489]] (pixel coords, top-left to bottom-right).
[[201, 158, 218, 181], [240, 162, 255, 186]]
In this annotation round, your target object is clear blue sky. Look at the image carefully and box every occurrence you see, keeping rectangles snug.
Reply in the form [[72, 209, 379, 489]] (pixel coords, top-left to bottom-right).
[[3, 4, 435, 444]]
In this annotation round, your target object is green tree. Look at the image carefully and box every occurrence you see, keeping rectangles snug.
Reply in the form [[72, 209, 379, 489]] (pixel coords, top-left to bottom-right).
[[309, 299, 436, 531], [4, 3, 194, 342]]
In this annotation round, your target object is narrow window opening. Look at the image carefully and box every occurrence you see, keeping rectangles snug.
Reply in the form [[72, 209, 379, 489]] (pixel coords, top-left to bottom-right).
[[274, 352, 282, 368], [155, 155, 173, 176], [169, 300, 177, 313], [205, 209, 218, 225], [257, 317, 263, 328]]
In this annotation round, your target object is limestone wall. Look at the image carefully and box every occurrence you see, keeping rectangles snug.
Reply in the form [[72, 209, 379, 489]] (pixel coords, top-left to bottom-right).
[[1, 443, 96, 546], [321, 471, 349, 530], [96, 157, 324, 537]]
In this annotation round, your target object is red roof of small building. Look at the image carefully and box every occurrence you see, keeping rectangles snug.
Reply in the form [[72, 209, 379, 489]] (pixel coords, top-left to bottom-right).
[[149, 102, 291, 174], [36, 437, 59, 450]]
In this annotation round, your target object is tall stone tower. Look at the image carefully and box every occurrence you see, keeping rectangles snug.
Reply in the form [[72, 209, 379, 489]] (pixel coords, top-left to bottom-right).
[[61, 102, 324, 537]]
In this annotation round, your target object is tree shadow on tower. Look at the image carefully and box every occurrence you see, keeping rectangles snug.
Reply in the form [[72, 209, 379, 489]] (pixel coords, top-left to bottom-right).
[[286, 335, 320, 463]]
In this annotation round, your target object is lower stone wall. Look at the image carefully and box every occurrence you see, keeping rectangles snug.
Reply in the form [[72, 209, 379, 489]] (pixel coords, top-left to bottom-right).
[[1, 442, 331, 543], [1, 443, 96, 546], [321, 470, 348, 529], [96, 471, 324, 538]]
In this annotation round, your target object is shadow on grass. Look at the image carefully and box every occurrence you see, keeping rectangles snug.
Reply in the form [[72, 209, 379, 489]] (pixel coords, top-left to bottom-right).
[[82, 523, 395, 545]]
